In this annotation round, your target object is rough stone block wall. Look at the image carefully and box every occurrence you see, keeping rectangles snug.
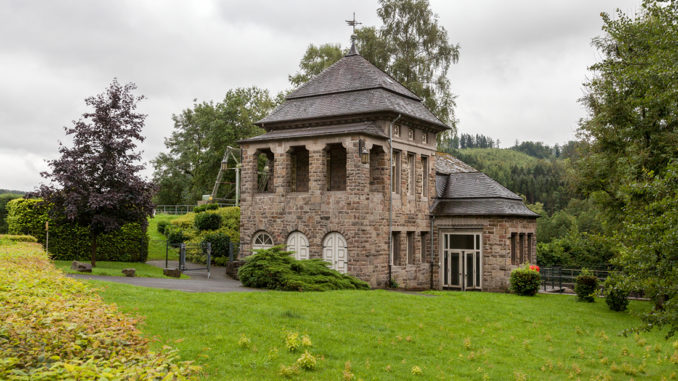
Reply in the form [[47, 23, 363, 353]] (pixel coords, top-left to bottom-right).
[[432, 216, 537, 292]]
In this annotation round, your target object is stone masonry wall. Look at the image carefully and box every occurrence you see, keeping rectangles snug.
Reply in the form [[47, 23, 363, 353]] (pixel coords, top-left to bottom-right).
[[432, 216, 537, 292]]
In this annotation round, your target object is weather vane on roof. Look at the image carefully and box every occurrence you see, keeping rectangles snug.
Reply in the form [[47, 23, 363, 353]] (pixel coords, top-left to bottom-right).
[[345, 12, 362, 34]]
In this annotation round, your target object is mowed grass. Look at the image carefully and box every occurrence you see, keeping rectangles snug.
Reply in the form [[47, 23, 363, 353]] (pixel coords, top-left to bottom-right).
[[92, 282, 678, 380], [53, 260, 188, 279], [147, 213, 181, 261]]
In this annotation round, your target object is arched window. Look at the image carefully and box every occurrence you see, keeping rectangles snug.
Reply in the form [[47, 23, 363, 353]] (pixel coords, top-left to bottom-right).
[[322, 232, 348, 274], [252, 231, 274, 251], [286, 231, 309, 260]]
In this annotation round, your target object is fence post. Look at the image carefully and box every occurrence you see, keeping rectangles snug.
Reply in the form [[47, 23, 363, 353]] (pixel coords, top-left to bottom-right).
[[229, 242, 234, 262], [206, 242, 211, 279], [165, 237, 169, 268], [179, 243, 186, 271]]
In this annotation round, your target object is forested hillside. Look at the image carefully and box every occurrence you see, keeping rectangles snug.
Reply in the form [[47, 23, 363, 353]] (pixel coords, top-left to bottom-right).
[[444, 147, 571, 214]]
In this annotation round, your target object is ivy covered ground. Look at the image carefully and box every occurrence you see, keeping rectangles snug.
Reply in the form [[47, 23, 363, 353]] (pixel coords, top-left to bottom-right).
[[95, 281, 678, 380]]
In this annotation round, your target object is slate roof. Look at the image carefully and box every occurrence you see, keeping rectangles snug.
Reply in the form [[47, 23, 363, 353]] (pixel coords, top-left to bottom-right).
[[240, 122, 386, 143], [433, 153, 538, 218], [256, 53, 449, 130]]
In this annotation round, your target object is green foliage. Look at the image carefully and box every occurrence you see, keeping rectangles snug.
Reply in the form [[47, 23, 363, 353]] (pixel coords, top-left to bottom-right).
[[509, 265, 541, 296], [167, 229, 187, 246], [0, 241, 200, 379], [170, 207, 240, 264], [157, 220, 169, 235], [6, 198, 148, 262], [615, 161, 678, 336], [536, 232, 615, 268], [201, 232, 230, 259], [152, 88, 277, 204], [576, 0, 678, 227], [289, 43, 345, 86], [193, 203, 219, 213], [0, 193, 22, 234], [194, 212, 222, 231], [238, 246, 370, 291], [604, 275, 630, 312], [575, 269, 599, 303], [445, 148, 571, 213], [0, 234, 37, 243]]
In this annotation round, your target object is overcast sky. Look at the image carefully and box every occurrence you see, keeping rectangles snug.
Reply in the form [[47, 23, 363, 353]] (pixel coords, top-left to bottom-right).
[[0, 0, 642, 191]]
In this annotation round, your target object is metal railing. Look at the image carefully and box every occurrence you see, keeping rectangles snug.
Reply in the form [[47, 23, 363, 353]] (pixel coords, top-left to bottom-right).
[[541, 267, 612, 293], [154, 205, 195, 215], [179, 242, 211, 279]]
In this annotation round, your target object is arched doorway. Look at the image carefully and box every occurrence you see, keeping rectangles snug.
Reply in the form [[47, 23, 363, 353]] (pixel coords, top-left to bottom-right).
[[322, 232, 348, 273], [286, 231, 309, 260]]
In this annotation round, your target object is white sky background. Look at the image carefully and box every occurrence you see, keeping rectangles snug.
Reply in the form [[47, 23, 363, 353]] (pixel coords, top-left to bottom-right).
[[0, 0, 642, 191]]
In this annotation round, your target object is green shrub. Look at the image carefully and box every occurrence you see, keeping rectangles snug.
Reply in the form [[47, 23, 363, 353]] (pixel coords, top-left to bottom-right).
[[509, 265, 541, 296], [604, 275, 630, 311], [0, 193, 23, 234], [194, 212, 222, 231], [193, 203, 219, 213], [202, 232, 230, 258], [6, 198, 149, 262], [157, 220, 169, 235], [238, 246, 370, 291], [575, 269, 599, 302], [0, 240, 199, 379], [168, 229, 186, 245], [0, 234, 37, 243]]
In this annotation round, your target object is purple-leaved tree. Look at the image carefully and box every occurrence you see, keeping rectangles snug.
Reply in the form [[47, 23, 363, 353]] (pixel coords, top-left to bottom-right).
[[39, 79, 155, 266]]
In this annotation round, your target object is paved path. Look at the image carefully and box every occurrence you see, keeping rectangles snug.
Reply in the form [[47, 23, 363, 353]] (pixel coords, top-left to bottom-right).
[[68, 260, 260, 293]]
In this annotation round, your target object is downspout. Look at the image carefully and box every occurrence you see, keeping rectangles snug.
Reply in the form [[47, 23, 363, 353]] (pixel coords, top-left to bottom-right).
[[430, 213, 435, 289], [388, 114, 401, 286]]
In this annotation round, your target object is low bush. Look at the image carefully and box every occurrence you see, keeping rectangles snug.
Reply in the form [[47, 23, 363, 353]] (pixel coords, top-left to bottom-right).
[[194, 212, 222, 231], [238, 246, 370, 291], [0, 240, 200, 379], [185, 232, 231, 264], [171, 207, 240, 264], [168, 229, 187, 245], [604, 274, 630, 312], [0, 193, 23, 234], [193, 203, 219, 213], [157, 220, 169, 235], [509, 265, 541, 296], [575, 269, 599, 302]]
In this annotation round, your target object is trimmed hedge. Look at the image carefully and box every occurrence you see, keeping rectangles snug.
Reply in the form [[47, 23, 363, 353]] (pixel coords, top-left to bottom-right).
[[509, 265, 541, 296], [238, 245, 370, 291], [157, 220, 169, 235], [170, 207, 240, 264], [6, 198, 148, 262], [0, 234, 38, 243], [193, 203, 219, 213], [0, 193, 23, 234], [194, 212, 222, 231], [0, 240, 200, 379]]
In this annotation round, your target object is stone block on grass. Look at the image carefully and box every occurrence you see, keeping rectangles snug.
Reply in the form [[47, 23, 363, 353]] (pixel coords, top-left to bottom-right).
[[71, 261, 92, 273], [163, 268, 181, 278], [122, 268, 136, 277]]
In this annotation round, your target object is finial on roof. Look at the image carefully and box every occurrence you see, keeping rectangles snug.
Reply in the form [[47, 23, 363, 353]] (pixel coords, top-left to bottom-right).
[[345, 12, 361, 56]]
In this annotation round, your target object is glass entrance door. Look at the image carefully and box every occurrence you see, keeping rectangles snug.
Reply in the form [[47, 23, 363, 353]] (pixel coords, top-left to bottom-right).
[[442, 233, 482, 290]]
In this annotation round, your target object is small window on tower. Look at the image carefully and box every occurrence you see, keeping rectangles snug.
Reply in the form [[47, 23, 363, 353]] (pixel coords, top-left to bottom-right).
[[422, 132, 428, 144], [408, 128, 414, 140], [393, 125, 400, 137]]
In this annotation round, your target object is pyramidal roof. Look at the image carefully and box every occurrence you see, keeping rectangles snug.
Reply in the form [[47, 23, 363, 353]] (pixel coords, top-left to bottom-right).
[[256, 51, 448, 129]]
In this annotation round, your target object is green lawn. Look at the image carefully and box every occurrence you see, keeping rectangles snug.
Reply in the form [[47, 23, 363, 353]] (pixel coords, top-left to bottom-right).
[[91, 282, 678, 380], [148, 214, 180, 261], [54, 260, 188, 279]]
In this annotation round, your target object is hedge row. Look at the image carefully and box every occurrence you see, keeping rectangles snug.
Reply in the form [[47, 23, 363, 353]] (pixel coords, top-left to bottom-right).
[[168, 207, 240, 264], [0, 240, 200, 379], [6, 198, 148, 262]]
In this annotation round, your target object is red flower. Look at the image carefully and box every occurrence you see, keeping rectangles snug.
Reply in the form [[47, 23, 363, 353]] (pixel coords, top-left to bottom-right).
[[529, 265, 540, 272]]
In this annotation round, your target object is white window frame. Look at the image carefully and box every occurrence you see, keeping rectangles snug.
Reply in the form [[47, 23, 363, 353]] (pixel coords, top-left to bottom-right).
[[252, 231, 274, 251]]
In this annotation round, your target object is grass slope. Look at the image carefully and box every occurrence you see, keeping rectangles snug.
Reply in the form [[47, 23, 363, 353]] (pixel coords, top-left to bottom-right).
[[93, 282, 677, 380], [148, 214, 180, 261]]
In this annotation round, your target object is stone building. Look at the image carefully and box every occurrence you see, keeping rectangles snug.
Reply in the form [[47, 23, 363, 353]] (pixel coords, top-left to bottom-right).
[[238, 41, 537, 291]]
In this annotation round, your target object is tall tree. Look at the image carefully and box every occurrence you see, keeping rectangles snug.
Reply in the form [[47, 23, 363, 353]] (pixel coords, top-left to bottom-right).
[[39, 79, 155, 266], [289, 0, 459, 131], [152, 87, 277, 204], [577, 0, 678, 223], [577, 0, 678, 336]]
